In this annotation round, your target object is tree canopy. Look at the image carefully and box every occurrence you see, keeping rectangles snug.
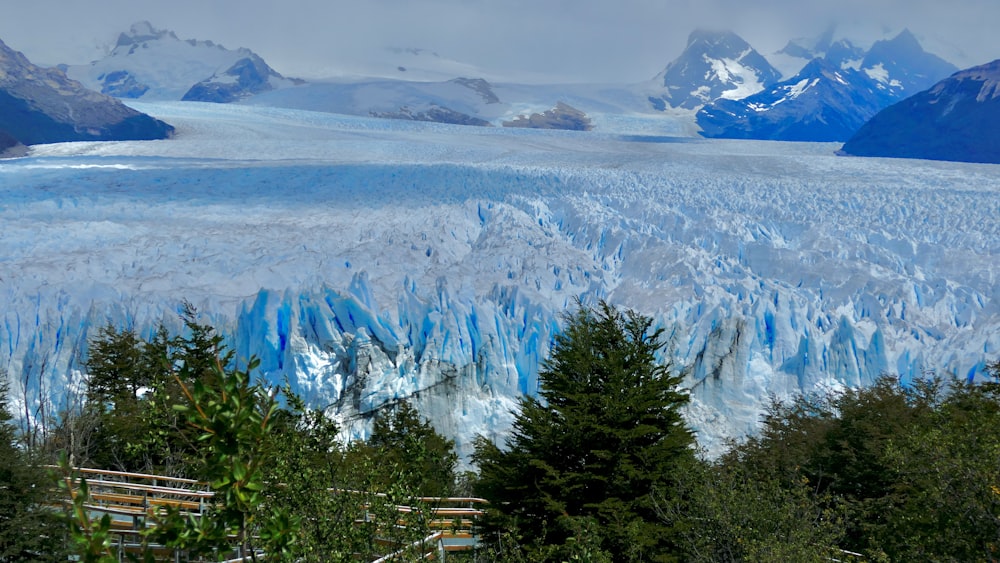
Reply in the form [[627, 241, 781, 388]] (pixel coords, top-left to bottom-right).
[[474, 300, 695, 562]]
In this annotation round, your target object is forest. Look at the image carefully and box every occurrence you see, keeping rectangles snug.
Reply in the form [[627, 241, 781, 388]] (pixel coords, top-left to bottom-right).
[[1, 301, 998, 562]]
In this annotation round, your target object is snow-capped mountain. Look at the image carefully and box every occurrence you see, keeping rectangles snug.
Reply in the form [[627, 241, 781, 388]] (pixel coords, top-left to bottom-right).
[[183, 52, 303, 103], [776, 25, 866, 72], [841, 59, 1000, 164], [696, 58, 890, 141], [648, 29, 782, 110], [4, 102, 998, 460], [0, 36, 172, 147], [698, 30, 958, 142], [63, 21, 299, 101], [776, 27, 957, 92], [859, 29, 957, 99]]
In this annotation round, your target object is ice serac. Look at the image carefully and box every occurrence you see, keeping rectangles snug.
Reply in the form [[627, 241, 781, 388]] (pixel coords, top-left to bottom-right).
[[221, 276, 558, 456], [841, 59, 1000, 164], [649, 29, 782, 110], [0, 36, 173, 145]]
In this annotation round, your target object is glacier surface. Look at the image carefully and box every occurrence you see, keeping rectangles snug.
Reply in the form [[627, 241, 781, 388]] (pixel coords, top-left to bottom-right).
[[2, 102, 998, 458]]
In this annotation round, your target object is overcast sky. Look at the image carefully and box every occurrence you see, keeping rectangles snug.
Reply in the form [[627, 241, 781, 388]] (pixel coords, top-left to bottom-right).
[[1, 0, 997, 83]]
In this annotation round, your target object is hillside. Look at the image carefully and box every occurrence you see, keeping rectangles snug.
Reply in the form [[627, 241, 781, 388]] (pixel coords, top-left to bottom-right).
[[841, 59, 1000, 163], [0, 36, 172, 146]]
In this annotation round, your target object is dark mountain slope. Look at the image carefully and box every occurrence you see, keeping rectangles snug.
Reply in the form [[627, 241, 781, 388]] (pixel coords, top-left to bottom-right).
[[841, 60, 1000, 164], [0, 37, 172, 146]]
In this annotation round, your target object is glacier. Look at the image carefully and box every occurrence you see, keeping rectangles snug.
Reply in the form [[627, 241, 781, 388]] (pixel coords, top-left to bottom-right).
[[2, 101, 998, 458]]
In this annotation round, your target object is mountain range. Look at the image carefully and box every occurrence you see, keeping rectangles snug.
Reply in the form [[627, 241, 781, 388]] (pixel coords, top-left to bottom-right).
[[696, 58, 889, 142], [47, 22, 971, 145], [2, 20, 994, 160], [693, 29, 958, 141]]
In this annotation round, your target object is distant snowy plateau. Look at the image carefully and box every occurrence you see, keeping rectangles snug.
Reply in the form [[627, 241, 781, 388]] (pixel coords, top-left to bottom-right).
[[3, 102, 998, 458]]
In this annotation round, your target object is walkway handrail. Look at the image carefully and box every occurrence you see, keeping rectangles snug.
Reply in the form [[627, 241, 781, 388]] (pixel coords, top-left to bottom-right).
[[370, 532, 444, 563], [59, 466, 486, 561], [48, 465, 203, 487], [64, 478, 216, 499]]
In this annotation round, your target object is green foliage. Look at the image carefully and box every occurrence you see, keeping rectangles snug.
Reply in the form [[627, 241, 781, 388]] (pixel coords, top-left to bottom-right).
[[718, 373, 1000, 561], [0, 375, 71, 562], [56, 307, 462, 562], [69, 304, 238, 475], [159, 355, 298, 558], [874, 380, 1000, 560], [474, 300, 695, 562], [75, 324, 186, 472], [262, 394, 359, 562], [665, 456, 848, 562], [57, 459, 117, 563], [366, 400, 459, 497], [262, 392, 439, 561], [59, 311, 299, 561], [171, 301, 234, 384], [28, 296, 1000, 561]]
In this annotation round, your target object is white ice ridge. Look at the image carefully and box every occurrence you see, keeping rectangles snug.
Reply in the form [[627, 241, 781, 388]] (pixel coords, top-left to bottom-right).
[[3, 102, 999, 458]]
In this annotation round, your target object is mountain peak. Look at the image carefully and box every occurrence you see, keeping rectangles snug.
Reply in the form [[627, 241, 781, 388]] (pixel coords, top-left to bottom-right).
[[696, 56, 889, 142], [866, 28, 931, 59], [889, 28, 919, 48], [688, 29, 743, 46], [685, 29, 752, 56], [861, 28, 957, 95], [650, 29, 781, 110], [116, 21, 177, 47], [182, 52, 300, 103]]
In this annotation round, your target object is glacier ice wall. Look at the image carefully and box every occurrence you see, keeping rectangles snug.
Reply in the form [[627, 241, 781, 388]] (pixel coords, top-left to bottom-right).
[[3, 107, 999, 457]]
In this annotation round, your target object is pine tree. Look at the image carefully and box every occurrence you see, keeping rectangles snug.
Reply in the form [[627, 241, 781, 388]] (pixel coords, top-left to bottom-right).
[[0, 375, 70, 561], [474, 301, 695, 562]]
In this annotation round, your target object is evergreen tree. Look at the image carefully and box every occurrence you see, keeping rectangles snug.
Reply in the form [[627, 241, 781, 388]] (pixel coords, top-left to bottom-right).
[[474, 301, 695, 562], [80, 325, 170, 471], [69, 305, 234, 474], [0, 375, 70, 562]]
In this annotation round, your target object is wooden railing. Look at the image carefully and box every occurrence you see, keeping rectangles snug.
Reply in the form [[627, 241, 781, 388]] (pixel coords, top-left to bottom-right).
[[56, 467, 486, 561]]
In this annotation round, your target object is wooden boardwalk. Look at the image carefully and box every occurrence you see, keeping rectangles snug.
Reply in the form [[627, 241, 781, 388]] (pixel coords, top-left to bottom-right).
[[59, 467, 486, 561]]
